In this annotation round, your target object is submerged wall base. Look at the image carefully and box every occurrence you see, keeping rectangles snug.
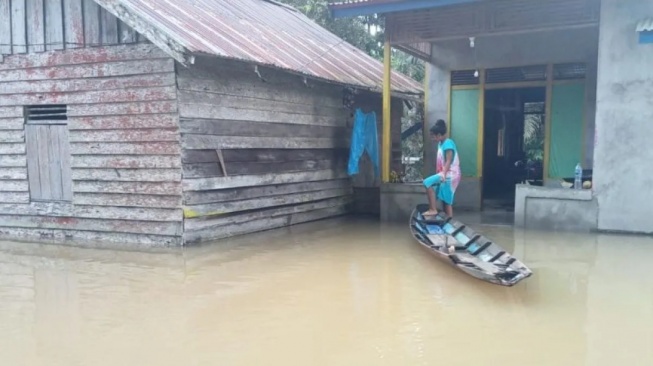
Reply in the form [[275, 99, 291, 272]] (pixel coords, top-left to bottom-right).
[[514, 185, 598, 232], [380, 182, 479, 222]]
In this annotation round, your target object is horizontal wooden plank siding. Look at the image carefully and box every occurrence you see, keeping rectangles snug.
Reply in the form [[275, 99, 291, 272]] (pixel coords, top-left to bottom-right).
[[183, 178, 350, 206], [0, 60, 175, 83], [0, 215, 182, 235], [179, 58, 353, 244], [183, 197, 352, 244], [0, 168, 28, 180], [182, 135, 348, 150], [1, 73, 177, 94], [183, 157, 346, 179], [72, 168, 180, 182], [0, 192, 30, 203], [0, 227, 181, 247], [0, 44, 183, 246], [1, 0, 144, 57], [0, 202, 180, 221]]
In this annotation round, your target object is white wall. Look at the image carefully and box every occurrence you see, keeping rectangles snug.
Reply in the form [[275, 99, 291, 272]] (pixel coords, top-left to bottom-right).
[[428, 28, 600, 169], [430, 27, 599, 70], [425, 26, 600, 208], [594, 0, 653, 234]]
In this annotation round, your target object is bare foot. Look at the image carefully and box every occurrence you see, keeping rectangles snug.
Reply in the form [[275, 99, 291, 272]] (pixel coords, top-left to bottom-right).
[[423, 209, 439, 216]]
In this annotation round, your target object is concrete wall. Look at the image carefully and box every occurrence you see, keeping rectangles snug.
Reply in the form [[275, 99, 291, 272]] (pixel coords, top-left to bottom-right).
[[380, 184, 425, 222], [425, 26, 600, 208], [430, 27, 599, 70], [593, 0, 653, 234], [424, 64, 449, 177], [380, 182, 479, 222], [514, 185, 598, 232]]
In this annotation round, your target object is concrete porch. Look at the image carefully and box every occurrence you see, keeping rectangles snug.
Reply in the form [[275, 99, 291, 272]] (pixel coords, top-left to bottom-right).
[[379, 182, 495, 223], [379, 182, 598, 234]]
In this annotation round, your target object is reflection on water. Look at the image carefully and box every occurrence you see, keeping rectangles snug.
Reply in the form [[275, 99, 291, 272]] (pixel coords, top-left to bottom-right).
[[1, 217, 652, 366]]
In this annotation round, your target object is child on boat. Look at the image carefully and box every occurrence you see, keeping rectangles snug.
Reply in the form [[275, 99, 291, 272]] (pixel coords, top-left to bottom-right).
[[422, 119, 461, 218]]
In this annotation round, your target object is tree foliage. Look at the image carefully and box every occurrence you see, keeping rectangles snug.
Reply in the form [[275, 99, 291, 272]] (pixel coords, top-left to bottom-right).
[[524, 114, 545, 162], [277, 0, 424, 83], [278, 0, 383, 57]]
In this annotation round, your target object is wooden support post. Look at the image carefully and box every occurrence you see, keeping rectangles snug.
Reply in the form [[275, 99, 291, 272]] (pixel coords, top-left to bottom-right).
[[423, 64, 430, 178], [477, 69, 486, 208], [382, 41, 392, 183], [543, 63, 553, 184], [477, 69, 485, 178]]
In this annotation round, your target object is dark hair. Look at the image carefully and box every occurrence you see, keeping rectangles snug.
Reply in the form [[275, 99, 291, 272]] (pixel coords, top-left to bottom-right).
[[430, 119, 447, 136]]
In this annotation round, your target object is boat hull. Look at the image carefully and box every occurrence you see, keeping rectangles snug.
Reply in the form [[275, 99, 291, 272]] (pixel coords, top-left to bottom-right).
[[409, 204, 532, 287]]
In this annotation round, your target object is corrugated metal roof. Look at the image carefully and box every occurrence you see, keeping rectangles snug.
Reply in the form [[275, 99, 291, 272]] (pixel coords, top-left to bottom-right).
[[637, 18, 653, 32], [112, 0, 423, 96]]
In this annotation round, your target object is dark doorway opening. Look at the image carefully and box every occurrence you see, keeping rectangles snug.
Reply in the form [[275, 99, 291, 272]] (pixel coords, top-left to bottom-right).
[[483, 87, 546, 210]]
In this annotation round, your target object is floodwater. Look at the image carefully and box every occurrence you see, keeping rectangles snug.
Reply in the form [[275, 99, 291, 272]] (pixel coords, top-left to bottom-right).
[[1, 215, 652, 366]]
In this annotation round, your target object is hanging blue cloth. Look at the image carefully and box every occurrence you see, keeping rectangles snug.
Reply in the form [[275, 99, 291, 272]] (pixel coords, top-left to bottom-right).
[[348, 108, 380, 177]]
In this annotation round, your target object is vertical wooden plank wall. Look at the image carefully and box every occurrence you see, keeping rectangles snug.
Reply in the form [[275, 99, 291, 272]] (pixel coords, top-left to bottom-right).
[[0, 0, 144, 57], [0, 1, 12, 55], [0, 43, 183, 246], [10, 0, 27, 54], [83, 0, 101, 47], [45, 0, 64, 51], [63, 0, 84, 49], [177, 58, 353, 244], [26, 0, 45, 53]]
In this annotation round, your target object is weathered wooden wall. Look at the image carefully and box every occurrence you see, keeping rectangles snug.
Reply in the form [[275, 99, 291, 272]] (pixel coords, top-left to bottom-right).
[[177, 57, 353, 244], [350, 93, 404, 216], [0, 43, 182, 246], [0, 0, 410, 247], [0, 0, 144, 60]]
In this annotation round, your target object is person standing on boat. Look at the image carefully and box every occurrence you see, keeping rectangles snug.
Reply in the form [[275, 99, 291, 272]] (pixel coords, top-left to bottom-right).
[[422, 119, 461, 217]]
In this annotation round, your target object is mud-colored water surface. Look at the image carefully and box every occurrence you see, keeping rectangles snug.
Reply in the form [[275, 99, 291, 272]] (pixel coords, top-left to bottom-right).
[[1, 216, 652, 366]]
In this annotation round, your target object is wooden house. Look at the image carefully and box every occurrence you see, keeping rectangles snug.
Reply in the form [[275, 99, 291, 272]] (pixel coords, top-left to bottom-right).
[[0, 0, 422, 246]]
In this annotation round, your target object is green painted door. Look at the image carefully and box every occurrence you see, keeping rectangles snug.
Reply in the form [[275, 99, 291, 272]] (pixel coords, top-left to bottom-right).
[[450, 89, 479, 177], [548, 83, 585, 179]]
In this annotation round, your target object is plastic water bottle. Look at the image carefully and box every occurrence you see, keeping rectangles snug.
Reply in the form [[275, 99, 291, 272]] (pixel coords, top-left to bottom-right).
[[574, 163, 582, 189]]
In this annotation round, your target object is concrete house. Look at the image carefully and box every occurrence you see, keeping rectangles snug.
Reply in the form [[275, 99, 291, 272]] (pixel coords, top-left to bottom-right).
[[0, 0, 422, 246], [331, 0, 653, 235]]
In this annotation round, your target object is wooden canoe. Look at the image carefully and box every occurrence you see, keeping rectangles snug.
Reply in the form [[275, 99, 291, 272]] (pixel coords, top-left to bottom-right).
[[409, 204, 533, 287]]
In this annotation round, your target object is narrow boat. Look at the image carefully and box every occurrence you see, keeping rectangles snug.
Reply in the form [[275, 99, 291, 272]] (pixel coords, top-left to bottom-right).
[[409, 204, 533, 287]]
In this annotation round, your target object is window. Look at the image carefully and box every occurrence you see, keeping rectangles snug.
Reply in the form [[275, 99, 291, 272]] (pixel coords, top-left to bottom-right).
[[553, 63, 587, 80], [24, 105, 73, 202], [451, 70, 480, 86], [485, 65, 547, 84]]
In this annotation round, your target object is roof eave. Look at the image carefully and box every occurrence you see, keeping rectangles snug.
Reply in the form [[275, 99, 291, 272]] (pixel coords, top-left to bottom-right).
[[92, 0, 423, 98], [93, 0, 195, 66], [329, 0, 481, 18], [191, 52, 423, 100]]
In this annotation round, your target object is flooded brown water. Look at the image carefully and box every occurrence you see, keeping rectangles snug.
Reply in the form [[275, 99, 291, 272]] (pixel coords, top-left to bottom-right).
[[1, 216, 652, 366]]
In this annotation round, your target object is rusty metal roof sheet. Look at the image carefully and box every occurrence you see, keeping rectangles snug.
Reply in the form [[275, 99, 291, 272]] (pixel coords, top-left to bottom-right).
[[112, 0, 423, 96]]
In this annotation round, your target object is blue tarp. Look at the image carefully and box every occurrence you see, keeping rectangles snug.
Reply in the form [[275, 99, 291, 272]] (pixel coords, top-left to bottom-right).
[[348, 108, 380, 177]]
